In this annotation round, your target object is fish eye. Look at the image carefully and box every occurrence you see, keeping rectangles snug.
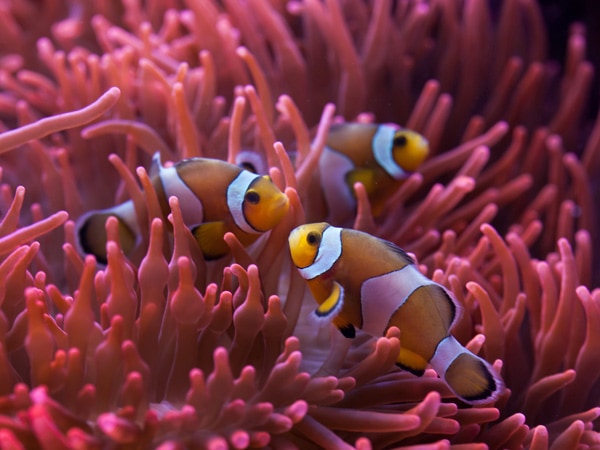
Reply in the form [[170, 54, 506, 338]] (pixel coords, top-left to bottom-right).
[[393, 134, 408, 147], [306, 231, 321, 246], [245, 191, 260, 204]]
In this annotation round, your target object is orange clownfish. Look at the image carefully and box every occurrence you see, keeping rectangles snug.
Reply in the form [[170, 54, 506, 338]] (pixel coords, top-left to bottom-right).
[[76, 153, 289, 263], [313, 123, 429, 224], [288, 223, 503, 405]]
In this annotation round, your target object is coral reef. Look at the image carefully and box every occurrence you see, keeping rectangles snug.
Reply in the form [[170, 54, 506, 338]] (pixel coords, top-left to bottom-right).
[[0, 0, 598, 448]]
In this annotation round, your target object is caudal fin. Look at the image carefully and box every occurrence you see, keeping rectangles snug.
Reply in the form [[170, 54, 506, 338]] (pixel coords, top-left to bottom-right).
[[430, 336, 503, 405], [75, 200, 139, 264]]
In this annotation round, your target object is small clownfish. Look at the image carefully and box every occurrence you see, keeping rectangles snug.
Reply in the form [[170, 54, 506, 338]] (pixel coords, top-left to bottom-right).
[[313, 123, 429, 225], [76, 153, 289, 263], [288, 223, 503, 405]]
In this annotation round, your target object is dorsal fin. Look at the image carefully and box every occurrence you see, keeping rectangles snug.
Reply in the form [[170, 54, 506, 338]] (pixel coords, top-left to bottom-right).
[[382, 240, 415, 264]]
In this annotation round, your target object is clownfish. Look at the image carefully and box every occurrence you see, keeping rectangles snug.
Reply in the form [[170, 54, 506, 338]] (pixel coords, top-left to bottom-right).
[[76, 153, 289, 263], [312, 123, 429, 224], [288, 223, 503, 405]]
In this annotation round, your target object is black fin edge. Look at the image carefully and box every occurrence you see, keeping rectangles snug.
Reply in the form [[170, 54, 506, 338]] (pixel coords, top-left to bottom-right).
[[395, 362, 425, 377], [338, 324, 356, 339]]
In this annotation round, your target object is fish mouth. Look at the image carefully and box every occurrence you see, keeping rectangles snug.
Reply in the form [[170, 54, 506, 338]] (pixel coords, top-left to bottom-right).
[[268, 193, 290, 224], [288, 226, 301, 248], [250, 192, 290, 232], [416, 136, 430, 157], [287, 227, 305, 267], [275, 193, 290, 213]]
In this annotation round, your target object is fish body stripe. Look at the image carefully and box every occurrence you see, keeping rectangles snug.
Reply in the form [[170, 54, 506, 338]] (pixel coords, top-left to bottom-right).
[[360, 265, 436, 336], [158, 161, 204, 227], [298, 226, 343, 280], [429, 335, 466, 376], [319, 146, 356, 218], [227, 170, 261, 234], [372, 125, 407, 180]]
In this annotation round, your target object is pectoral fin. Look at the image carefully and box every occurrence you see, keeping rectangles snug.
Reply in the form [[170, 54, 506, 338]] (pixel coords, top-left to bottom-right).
[[346, 168, 378, 196], [191, 221, 229, 260], [314, 281, 344, 319], [396, 348, 428, 376], [312, 282, 356, 339]]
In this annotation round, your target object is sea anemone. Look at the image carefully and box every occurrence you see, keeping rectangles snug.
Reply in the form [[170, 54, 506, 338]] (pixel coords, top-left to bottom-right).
[[0, 0, 598, 448]]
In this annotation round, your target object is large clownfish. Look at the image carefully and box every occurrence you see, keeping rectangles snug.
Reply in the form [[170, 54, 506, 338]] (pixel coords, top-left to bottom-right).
[[76, 153, 289, 263], [310, 123, 429, 225], [288, 223, 503, 405]]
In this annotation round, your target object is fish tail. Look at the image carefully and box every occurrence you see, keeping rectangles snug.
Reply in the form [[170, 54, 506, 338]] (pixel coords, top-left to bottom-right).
[[430, 335, 502, 405], [75, 200, 139, 264]]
